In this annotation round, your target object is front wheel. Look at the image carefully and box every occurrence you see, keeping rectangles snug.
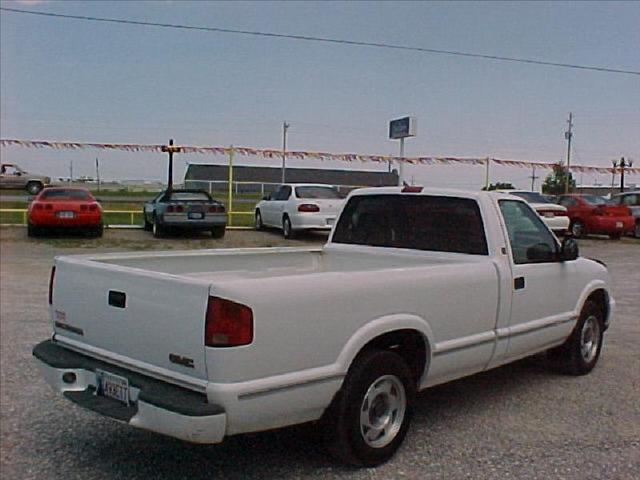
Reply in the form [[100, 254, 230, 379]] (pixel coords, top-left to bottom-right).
[[27, 222, 39, 237], [547, 300, 604, 375], [143, 211, 152, 231], [152, 218, 164, 238], [323, 350, 415, 467], [255, 210, 263, 231]]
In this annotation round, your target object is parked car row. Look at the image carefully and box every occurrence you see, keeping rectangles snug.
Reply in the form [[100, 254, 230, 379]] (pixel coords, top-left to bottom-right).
[[504, 190, 638, 239], [25, 187, 229, 239]]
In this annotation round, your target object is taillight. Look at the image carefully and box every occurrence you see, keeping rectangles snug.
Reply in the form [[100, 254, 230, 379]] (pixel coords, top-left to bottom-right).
[[34, 203, 44, 210], [298, 204, 320, 212], [205, 297, 253, 347], [166, 205, 175, 213], [537, 209, 556, 217], [402, 186, 423, 193], [175, 205, 184, 213], [48, 266, 56, 305], [80, 204, 88, 211], [89, 204, 98, 212], [208, 205, 224, 213], [45, 204, 53, 210]]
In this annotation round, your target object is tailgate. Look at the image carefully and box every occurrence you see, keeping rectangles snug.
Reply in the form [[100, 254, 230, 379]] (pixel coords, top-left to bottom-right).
[[50, 256, 210, 381]]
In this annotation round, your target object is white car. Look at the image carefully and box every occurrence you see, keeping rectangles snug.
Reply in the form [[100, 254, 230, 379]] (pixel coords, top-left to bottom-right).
[[504, 190, 570, 235], [254, 183, 345, 238]]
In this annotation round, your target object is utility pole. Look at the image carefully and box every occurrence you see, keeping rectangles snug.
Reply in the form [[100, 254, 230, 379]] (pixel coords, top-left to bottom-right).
[[281, 121, 290, 184], [620, 157, 633, 193], [564, 112, 573, 194], [530, 165, 539, 191], [69, 160, 73, 182], [95, 158, 100, 192], [611, 159, 617, 192]]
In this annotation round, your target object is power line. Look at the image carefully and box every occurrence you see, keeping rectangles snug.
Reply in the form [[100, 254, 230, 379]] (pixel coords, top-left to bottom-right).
[[2, 6, 639, 76]]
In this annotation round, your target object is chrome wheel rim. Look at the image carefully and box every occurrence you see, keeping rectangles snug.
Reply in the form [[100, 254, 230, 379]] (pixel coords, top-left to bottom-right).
[[283, 219, 290, 236], [580, 315, 600, 363], [572, 222, 583, 237], [359, 375, 406, 448]]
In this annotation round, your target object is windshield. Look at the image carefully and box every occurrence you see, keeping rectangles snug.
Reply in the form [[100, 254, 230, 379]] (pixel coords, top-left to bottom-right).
[[167, 191, 211, 201], [582, 195, 607, 206], [510, 192, 551, 204], [295, 186, 343, 199], [40, 189, 92, 200]]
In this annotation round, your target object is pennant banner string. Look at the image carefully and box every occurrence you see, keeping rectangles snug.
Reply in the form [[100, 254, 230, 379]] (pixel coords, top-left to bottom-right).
[[1, 139, 637, 175]]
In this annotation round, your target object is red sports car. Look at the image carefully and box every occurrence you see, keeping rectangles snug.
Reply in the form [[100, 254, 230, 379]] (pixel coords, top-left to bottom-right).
[[557, 194, 634, 239], [28, 187, 103, 237]]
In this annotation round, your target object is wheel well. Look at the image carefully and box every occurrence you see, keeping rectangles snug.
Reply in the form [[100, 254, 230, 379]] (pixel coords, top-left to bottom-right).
[[586, 289, 609, 325], [360, 329, 428, 385]]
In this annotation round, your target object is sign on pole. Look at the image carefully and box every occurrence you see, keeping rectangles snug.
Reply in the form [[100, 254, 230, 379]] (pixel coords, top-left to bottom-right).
[[389, 117, 417, 139]]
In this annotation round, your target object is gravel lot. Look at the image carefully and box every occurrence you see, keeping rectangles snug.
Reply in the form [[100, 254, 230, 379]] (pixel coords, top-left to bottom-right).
[[1, 227, 638, 480]]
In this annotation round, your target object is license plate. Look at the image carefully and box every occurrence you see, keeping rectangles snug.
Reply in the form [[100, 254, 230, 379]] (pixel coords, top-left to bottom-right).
[[188, 212, 204, 220], [57, 211, 75, 219], [96, 369, 130, 404], [616, 221, 623, 228]]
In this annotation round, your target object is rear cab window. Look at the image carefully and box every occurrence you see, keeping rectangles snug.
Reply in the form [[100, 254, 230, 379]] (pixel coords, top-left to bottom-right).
[[40, 189, 92, 200], [166, 191, 211, 201], [295, 186, 343, 199], [332, 194, 488, 255]]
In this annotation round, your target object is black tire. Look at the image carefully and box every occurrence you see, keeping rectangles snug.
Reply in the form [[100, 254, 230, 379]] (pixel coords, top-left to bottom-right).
[[94, 223, 104, 238], [211, 225, 226, 239], [152, 218, 165, 238], [634, 220, 640, 239], [255, 210, 263, 231], [283, 215, 295, 239], [323, 350, 415, 467], [27, 222, 39, 237], [609, 232, 622, 240], [26, 181, 43, 195], [570, 220, 586, 239], [547, 300, 604, 376], [143, 211, 152, 231]]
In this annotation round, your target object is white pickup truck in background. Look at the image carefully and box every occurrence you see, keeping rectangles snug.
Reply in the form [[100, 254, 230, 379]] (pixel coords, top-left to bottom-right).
[[34, 187, 614, 466]]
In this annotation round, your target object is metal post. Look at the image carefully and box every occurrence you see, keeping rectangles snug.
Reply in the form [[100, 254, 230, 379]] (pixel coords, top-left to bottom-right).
[[611, 160, 618, 192], [564, 113, 573, 194], [167, 139, 174, 192], [228, 146, 234, 226], [398, 137, 405, 186], [281, 121, 289, 184], [96, 158, 100, 192], [484, 158, 491, 190]]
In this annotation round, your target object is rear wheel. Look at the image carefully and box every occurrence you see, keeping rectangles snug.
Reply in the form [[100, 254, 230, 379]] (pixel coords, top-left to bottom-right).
[[26, 181, 43, 195], [570, 220, 586, 238], [635, 220, 640, 238], [609, 232, 622, 240], [211, 226, 226, 239], [283, 215, 294, 239], [323, 350, 415, 467], [93, 223, 104, 238], [27, 222, 39, 237], [152, 218, 165, 238], [547, 300, 604, 375], [255, 210, 263, 231]]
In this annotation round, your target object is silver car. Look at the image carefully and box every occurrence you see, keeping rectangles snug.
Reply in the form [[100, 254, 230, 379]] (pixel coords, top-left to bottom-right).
[[610, 191, 640, 237]]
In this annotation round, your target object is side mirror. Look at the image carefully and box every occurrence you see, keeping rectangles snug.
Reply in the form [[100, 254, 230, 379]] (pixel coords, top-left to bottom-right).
[[262, 195, 271, 201], [559, 237, 579, 261]]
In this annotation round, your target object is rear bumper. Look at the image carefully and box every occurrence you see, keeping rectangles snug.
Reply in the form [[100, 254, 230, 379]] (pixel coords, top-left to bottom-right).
[[30, 213, 102, 227], [33, 340, 226, 444], [160, 214, 226, 229], [542, 215, 570, 234], [290, 212, 336, 230], [588, 216, 635, 234]]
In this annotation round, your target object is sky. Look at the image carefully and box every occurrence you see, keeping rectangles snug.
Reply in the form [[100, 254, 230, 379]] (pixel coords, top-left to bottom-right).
[[1, 0, 639, 189]]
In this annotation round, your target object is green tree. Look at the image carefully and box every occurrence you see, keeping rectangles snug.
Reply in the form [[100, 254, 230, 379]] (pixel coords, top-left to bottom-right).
[[542, 163, 576, 195], [482, 182, 515, 191]]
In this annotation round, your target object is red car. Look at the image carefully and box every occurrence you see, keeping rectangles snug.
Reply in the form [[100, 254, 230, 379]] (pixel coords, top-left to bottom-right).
[[28, 187, 103, 237], [557, 194, 634, 239]]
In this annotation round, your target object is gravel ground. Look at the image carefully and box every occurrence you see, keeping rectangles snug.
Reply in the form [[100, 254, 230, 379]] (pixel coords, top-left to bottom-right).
[[1, 227, 638, 480]]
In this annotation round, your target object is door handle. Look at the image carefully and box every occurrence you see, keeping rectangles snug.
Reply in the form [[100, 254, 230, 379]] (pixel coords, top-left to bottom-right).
[[514, 277, 525, 290]]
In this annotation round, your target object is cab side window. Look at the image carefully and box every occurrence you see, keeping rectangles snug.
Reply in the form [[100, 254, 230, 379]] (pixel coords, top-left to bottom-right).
[[499, 200, 558, 264], [275, 186, 291, 201]]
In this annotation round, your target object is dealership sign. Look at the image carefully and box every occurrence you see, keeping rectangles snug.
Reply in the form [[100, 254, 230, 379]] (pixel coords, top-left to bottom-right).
[[389, 117, 417, 139]]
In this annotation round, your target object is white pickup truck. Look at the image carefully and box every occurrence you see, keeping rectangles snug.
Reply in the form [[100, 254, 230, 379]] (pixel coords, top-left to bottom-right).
[[34, 187, 614, 466]]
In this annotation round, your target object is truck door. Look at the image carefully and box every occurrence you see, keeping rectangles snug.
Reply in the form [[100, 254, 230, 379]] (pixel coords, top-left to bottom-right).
[[498, 199, 578, 359]]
